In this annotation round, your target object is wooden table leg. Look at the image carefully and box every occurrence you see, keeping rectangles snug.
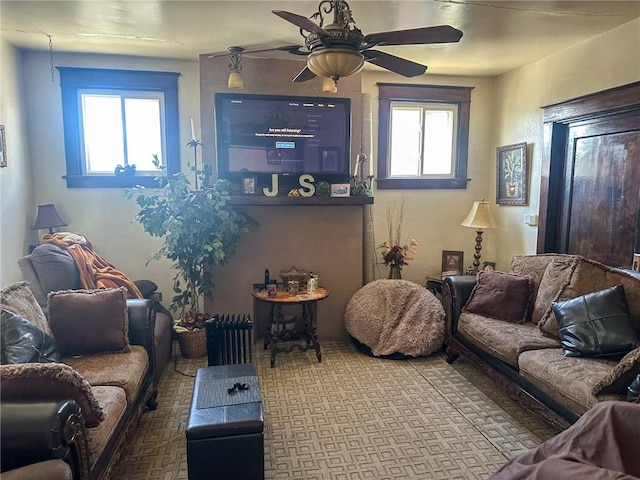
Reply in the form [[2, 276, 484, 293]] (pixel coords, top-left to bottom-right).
[[263, 304, 274, 351], [303, 302, 321, 363], [270, 304, 282, 368]]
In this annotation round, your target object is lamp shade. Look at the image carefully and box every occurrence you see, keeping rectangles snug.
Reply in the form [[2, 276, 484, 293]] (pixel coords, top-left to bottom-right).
[[322, 76, 338, 93], [460, 200, 498, 230], [307, 48, 365, 80], [227, 71, 244, 90], [32, 204, 67, 232]]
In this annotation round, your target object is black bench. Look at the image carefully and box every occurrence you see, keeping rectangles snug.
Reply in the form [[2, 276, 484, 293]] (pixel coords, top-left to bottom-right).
[[185, 364, 264, 480]]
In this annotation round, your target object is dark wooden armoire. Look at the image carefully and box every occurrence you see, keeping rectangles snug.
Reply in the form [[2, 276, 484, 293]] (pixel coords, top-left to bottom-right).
[[538, 82, 640, 268]]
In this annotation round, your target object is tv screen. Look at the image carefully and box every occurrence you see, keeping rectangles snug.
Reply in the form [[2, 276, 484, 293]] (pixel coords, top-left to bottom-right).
[[214, 93, 351, 181]]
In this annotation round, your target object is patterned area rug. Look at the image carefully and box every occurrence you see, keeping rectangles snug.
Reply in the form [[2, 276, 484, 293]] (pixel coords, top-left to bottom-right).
[[110, 341, 559, 480]]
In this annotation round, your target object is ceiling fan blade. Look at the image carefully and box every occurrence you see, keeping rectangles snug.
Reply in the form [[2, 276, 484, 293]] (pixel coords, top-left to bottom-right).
[[272, 10, 330, 36], [363, 50, 427, 77], [293, 66, 317, 83], [364, 25, 463, 47], [246, 45, 307, 55], [205, 44, 307, 58]]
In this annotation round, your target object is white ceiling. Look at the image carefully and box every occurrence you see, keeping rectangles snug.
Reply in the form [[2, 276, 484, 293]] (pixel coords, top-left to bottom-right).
[[1, 1, 639, 77]]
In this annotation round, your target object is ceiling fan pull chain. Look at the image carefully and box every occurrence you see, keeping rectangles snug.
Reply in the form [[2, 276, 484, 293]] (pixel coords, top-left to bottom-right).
[[47, 34, 55, 82]]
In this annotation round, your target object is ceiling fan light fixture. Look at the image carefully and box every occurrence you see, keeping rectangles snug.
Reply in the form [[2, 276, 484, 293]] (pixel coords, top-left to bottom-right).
[[307, 48, 364, 82], [322, 76, 338, 93], [227, 46, 244, 90], [227, 71, 244, 89]]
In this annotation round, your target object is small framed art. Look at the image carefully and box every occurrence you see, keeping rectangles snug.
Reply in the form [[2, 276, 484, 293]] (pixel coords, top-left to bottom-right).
[[441, 250, 464, 275], [330, 183, 350, 197], [242, 176, 257, 195], [496, 142, 527, 206]]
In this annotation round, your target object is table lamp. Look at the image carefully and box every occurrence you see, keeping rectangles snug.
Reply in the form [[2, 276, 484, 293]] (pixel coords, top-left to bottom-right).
[[32, 203, 67, 234], [461, 200, 498, 272]]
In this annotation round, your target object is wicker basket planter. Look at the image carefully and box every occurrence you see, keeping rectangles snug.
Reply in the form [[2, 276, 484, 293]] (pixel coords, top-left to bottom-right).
[[177, 328, 206, 359]]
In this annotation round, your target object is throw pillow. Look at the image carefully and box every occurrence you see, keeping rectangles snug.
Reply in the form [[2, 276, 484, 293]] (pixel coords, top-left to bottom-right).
[[48, 287, 130, 357], [30, 243, 82, 297], [509, 255, 579, 323], [539, 257, 640, 337], [552, 285, 640, 358], [463, 271, 533, 323], [0, 362, 104, 427], [1, 310, 60, 364], [0, 281, 53, 337], [592, 347, 640, 396], [533, 256, 579, 329]]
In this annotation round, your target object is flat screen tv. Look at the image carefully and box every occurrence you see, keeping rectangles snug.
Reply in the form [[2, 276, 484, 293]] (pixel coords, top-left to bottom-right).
[[214, 93, 351, 183]]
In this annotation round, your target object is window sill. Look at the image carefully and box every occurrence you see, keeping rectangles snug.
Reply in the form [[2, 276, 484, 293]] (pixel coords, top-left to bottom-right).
[[64, 175, 160, 189], [376, 178, 470, 189]]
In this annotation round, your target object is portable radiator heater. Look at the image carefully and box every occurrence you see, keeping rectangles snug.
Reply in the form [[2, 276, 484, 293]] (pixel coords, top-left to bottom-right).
[[205, 314, 253, 366]]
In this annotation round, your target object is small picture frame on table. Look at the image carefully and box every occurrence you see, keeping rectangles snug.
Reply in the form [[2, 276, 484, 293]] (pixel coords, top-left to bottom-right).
[[330, 183, 350, 197], [242, 176, 257, 195], [441, 250, 464, 276]]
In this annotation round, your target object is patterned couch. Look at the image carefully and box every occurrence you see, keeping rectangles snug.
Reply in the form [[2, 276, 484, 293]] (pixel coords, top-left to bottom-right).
[[443, 254, 640, 428], [0, 281, 159, 480]]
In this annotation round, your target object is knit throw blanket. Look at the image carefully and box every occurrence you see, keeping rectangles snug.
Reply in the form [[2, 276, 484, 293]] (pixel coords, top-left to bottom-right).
[[42, 233, 142, 299]]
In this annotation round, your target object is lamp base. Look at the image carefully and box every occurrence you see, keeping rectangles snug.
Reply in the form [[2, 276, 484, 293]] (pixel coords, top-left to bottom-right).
[[472, 230, 484, 272]]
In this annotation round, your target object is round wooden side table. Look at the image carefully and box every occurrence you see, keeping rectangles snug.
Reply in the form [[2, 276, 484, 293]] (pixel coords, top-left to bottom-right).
[[252, 287, 329, 367]]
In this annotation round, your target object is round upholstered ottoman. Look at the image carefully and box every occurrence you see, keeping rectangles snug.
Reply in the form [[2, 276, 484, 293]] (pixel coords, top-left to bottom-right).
[[345, 279, 445, 358]]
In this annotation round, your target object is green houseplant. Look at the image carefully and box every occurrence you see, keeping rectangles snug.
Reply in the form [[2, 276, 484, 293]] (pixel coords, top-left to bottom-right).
[[125, 158, 254, 321]]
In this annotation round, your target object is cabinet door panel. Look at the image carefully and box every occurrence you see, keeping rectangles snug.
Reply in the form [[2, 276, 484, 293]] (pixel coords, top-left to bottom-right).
[[563, 116, 640, 267]]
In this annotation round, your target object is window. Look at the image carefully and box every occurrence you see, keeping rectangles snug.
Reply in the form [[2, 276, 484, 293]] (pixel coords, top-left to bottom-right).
[[58, 68, 180, 188], [377, 83, 473, 189]]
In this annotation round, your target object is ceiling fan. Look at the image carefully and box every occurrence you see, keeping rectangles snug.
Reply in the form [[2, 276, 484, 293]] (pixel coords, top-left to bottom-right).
[[271, 0, 463, 85]]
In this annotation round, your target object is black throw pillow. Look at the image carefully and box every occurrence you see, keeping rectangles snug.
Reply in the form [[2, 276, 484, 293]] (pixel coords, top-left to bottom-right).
[[552, 285, 640, 358], [1, 310, 60, 364]]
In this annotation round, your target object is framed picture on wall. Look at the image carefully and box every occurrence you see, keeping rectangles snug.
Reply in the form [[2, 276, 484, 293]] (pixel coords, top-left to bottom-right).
[[496, 142, 528, 206]]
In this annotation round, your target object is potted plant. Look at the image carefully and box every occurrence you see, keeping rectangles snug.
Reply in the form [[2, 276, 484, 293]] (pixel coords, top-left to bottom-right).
[[125, 158, 254, 356]]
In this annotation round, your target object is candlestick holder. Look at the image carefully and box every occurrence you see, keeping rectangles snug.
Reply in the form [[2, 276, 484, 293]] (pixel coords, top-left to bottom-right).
[[350, 154, 374, 196], [187, 138, 202, 189]]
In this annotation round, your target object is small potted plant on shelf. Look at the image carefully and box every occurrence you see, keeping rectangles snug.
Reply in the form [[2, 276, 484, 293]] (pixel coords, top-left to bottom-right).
[[125, 157, 255, 358]]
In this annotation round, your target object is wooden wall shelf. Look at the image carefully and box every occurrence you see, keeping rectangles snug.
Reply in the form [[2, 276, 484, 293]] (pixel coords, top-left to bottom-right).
[[228, 196, 374, 206]]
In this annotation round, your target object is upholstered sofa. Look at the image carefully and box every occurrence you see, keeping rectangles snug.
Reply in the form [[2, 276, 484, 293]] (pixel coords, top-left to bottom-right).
[[0, 281, 159, 480], [443, 254, 640, 429], [17, 242, 173, 393]]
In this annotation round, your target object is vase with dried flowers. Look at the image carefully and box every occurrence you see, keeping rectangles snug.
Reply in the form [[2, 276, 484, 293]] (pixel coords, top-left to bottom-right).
[[378, 199, 419, 279]]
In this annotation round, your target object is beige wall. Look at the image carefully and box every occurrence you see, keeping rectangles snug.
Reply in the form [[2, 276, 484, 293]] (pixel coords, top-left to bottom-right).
[[13, 51, 200, 299], [200, 55, 365, 340], [362, 73, 496, 281], [0, 41, 33, 285], [490, 18, 640, 269], [1, 17, 638, 329]]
